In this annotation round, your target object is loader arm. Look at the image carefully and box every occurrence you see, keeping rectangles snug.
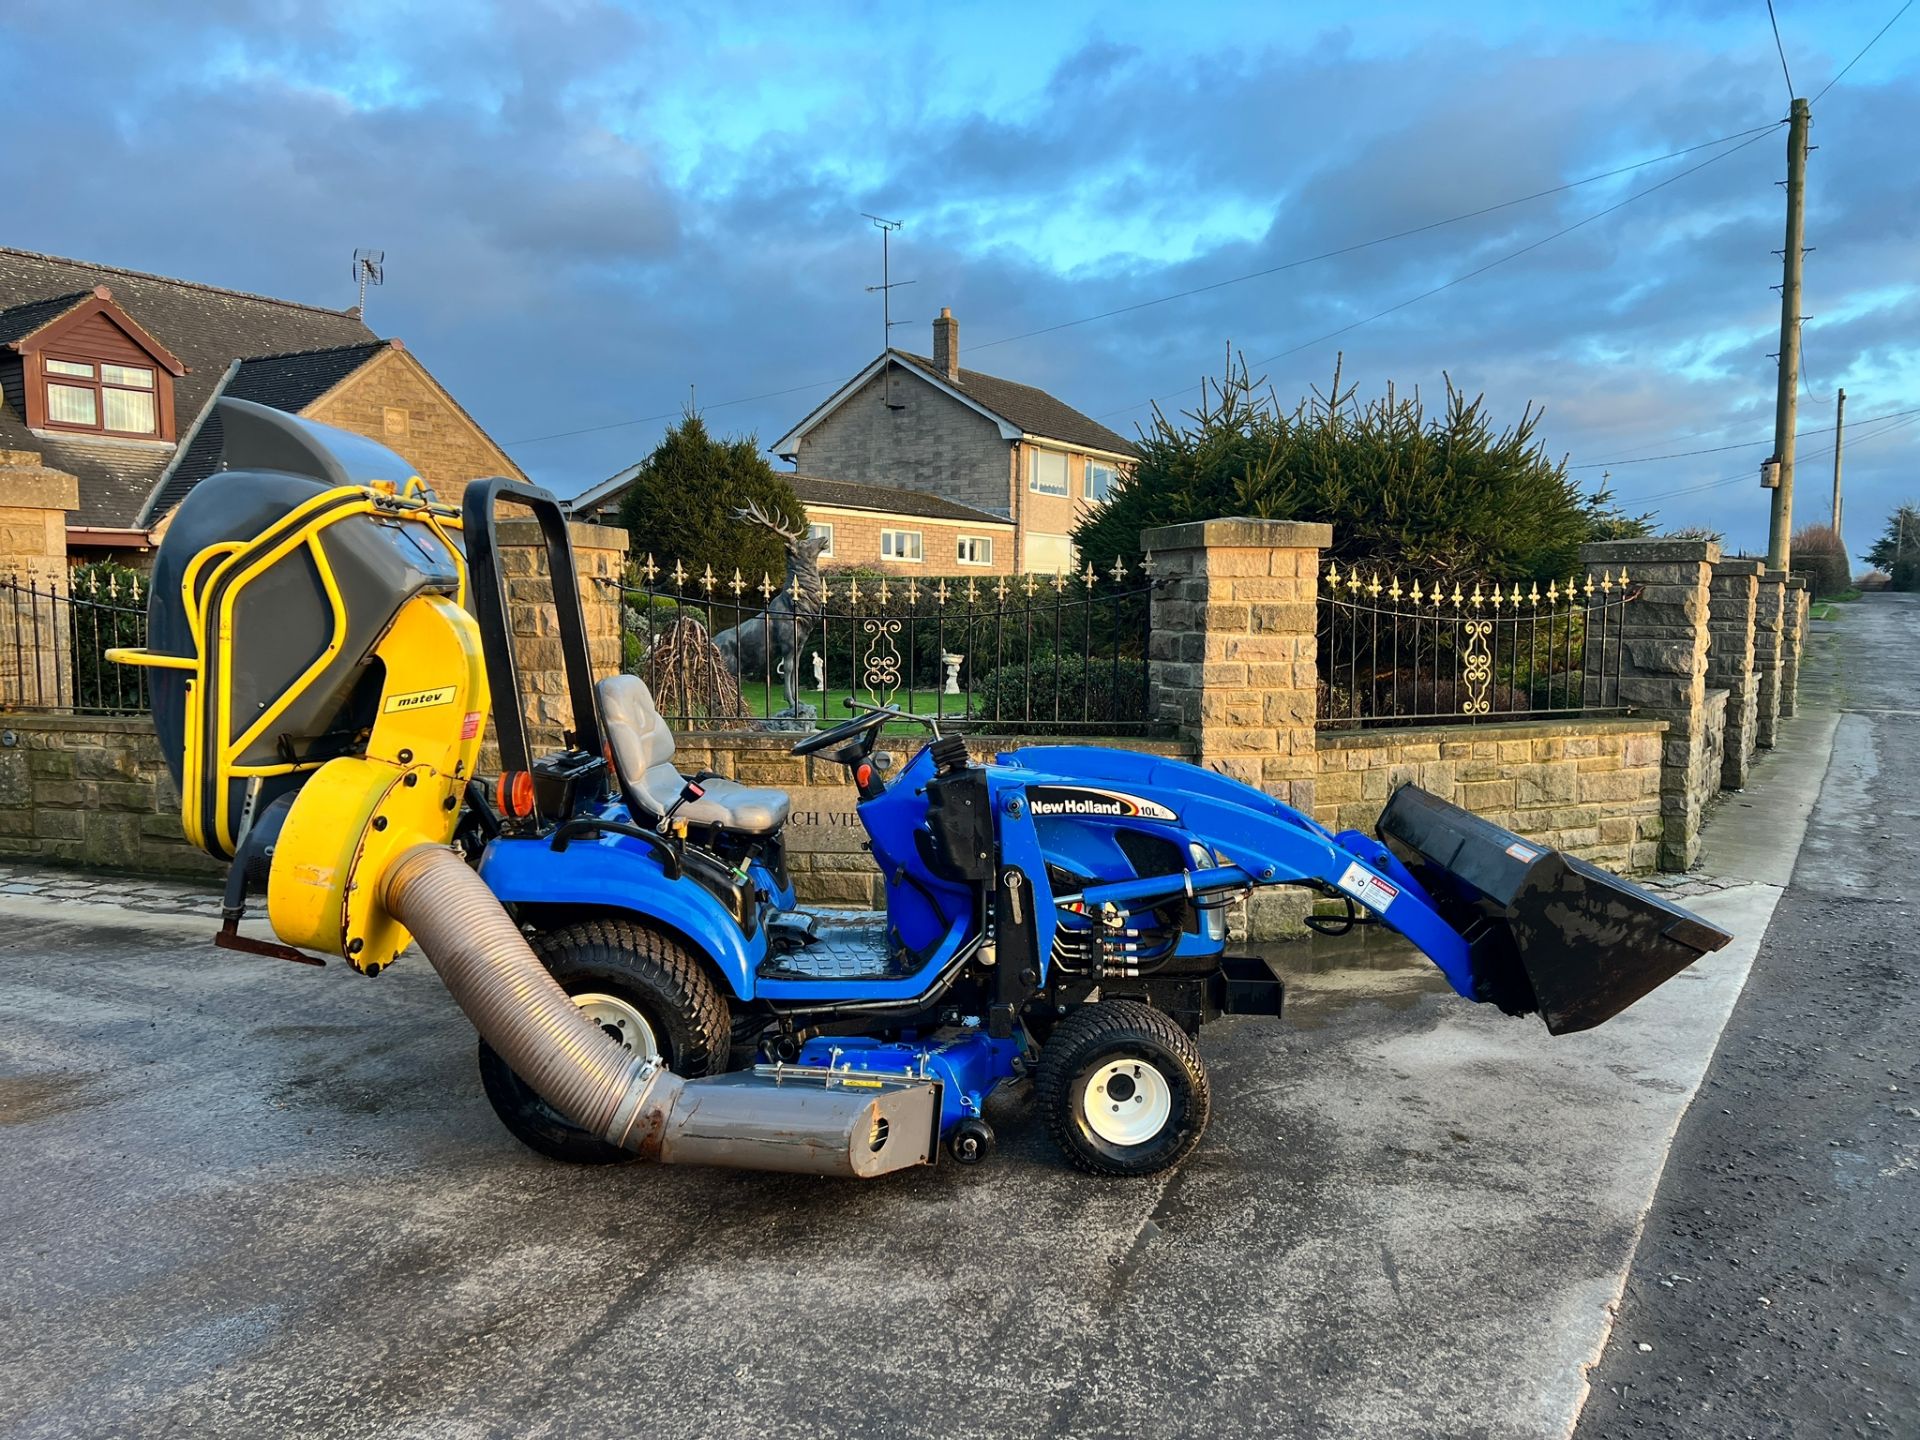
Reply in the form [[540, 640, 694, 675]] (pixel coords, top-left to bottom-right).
[[1058, 793, 1476, 999]]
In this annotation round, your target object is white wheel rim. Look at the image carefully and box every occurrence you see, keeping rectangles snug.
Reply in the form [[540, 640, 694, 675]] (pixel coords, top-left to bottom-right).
[[573, 992, 661, 1065], [1084, 1058, 1173, 1146]]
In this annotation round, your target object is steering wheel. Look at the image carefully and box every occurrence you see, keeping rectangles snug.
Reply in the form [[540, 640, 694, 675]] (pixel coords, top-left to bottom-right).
[[789, 704, 902, 757]]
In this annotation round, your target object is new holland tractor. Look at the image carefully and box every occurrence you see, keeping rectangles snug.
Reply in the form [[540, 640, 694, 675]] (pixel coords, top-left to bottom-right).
[[112, 400, 1731, 1180]]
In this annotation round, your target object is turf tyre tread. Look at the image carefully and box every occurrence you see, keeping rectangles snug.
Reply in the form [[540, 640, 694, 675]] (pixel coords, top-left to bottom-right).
[[1034, 999, 1211, 1177], [478, 918, 730, 1165]]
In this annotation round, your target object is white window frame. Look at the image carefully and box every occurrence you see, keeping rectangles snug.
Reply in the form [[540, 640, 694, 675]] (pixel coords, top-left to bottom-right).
[[1085, 459, 1118, 502], [956, 534, 993, 567], [880, 528, 923, 562], [807, 521, 834, 557], [1027, 447, 1069, 496]]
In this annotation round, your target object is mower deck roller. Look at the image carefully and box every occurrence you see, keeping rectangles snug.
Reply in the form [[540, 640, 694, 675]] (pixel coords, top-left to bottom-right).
[[1376, 785, 1731, 1034]]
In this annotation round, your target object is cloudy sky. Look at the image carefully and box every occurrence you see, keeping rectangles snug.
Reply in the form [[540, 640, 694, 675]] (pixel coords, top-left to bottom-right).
[[5, 0, 1915, 558]]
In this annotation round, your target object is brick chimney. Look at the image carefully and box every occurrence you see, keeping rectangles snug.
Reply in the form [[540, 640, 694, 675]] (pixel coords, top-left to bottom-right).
[[933, 307, 959, 381]]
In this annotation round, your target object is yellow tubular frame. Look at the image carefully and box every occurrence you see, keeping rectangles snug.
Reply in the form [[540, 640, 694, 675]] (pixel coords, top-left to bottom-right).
[[109, 483, 468, 859]]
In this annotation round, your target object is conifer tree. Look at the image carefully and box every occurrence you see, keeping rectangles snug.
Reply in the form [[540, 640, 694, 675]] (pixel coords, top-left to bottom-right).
[[1864, 503, 1920, 590], [1074, 356, 1650, 584], [614, 412, 806, 584]]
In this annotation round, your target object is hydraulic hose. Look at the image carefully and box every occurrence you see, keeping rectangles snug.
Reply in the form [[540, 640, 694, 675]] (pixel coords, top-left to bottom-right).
[[382, 843, 683, 1152]]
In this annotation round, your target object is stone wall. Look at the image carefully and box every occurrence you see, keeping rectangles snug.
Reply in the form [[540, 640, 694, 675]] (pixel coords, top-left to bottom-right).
[[1313, 718, 1666, 873], [1780, 578, 1809, 719], [1581, 538, 1717, 870], [793, 365, 1012, 520], [303, 345, 527, 496], [0, 715, 218, 879], [0, 452, 80, 709], [1754, 573, 1787, 748], [491, 516, 628, 763], [1710, 560, 1763, 789], [1144, 517, 1327, 936]]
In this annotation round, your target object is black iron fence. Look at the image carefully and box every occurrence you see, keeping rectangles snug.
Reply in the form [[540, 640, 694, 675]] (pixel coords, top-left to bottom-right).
[[1317, 563, 1639, 729], [1, 570, 151, 715], [609, 556, 1160, 734]]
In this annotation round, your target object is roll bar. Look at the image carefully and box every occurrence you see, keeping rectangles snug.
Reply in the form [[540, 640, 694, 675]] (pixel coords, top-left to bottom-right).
[[461, 477, 606, 773]]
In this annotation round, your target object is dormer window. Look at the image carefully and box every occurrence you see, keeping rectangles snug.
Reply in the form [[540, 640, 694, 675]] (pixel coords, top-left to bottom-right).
[[44, 357, 159, 436], [5, 285, 184, 443]]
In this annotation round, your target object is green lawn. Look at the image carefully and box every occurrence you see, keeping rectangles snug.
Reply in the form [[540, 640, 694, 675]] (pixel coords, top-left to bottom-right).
[[1810, 588, 1862, 621], [735, 681, 969, 730]]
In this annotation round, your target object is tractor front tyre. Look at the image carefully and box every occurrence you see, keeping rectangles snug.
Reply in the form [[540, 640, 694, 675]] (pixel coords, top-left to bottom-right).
[[1035, 1000, 1210, 1177], [477, 918, 731, 1165]]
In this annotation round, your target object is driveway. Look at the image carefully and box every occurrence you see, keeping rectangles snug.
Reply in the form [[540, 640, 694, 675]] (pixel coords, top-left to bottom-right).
[[0, 638, 1841, 1439]]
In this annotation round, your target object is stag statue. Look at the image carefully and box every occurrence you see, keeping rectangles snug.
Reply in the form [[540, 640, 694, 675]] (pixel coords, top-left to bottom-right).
[[711, 499, 831, 721]]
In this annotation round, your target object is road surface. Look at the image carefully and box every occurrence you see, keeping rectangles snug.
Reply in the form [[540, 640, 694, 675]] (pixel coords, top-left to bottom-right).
[[1575, 593, 1919, 1439], [0, 616, 1859, 1439]]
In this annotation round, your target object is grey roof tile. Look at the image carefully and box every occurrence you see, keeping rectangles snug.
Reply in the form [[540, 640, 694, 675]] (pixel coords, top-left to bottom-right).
[[888, 350, 1135, 456], [788, 473, 1011, 526], [0, 248, 376, 527], [141, 342, 390, 523]]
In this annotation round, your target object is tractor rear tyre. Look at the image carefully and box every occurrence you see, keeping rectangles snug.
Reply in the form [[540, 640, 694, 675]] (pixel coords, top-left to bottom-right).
[[1035, 1000, 1210, 1177], [477, 918, 731, 1164]]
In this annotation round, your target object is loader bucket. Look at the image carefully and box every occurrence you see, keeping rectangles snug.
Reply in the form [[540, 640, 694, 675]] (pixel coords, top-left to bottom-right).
[[1376, 785, 1731, 1034]]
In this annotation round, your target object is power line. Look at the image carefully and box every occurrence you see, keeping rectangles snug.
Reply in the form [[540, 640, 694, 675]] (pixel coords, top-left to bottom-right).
[[502, 120, 1781, 451], [1766, 0, 1798, 102], [1570, 405, 1920, 468], [962, 124, 1780, 356], [1812, 0, 1915, 102], [1250, 130, 1778, 370], [1623, 411, 1920, 505], [503, 375, 846, 448], [1095, 124, 1780, 422]]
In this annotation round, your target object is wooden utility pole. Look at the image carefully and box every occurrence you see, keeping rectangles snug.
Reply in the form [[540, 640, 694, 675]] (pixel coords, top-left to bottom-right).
[[1766, 98, 1810, 571], [1830, 387, 1846, 539]]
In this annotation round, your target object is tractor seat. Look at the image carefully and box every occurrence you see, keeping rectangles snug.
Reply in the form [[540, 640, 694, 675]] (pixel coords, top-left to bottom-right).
[[597, 674, 792, 836]]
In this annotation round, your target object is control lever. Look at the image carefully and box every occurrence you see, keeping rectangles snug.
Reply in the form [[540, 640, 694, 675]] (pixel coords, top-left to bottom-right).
[[657, 778, 706, 833], [655, 779, 751, 885]]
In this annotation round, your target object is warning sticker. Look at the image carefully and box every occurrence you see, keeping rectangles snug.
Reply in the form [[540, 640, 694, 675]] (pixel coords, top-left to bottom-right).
[[1505, 842, 1540, 863], [1335, 861, 1400, 914], [461, 710, 484, 740]]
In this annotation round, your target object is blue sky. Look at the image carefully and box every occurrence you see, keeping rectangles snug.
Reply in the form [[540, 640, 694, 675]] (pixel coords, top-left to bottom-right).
[[5, 0, 1916, 558]]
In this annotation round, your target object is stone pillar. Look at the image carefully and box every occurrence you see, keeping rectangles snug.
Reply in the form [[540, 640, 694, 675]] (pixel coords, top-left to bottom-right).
[[493, 517, 629, 763], [0, 450, 81, 711], [1144, 517, 1329, 938], [1581, 538, 1718, 871], [1753, 573, 1787, 748], [1709, 559, 1763, 790], [1780, 577, 1808, 719]]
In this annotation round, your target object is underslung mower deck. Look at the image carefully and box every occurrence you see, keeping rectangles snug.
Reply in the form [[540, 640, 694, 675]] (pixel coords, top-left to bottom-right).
[[112, 401, 1732, 1180]]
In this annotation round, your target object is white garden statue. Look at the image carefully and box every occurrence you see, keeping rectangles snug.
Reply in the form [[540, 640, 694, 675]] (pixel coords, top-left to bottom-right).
[[941, 652, 964, 696]]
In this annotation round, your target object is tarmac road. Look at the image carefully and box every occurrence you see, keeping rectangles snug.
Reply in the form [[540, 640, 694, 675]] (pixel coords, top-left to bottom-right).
[[0, 632, 1847, 1440], [1575, 593, 1920, 1439]]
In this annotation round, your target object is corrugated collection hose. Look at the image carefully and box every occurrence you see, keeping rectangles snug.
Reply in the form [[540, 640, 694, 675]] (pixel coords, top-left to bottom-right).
[[383, 844, 684, 1152]]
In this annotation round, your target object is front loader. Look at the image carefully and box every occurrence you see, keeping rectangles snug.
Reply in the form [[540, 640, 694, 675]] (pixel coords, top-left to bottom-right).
[[114, 400, 1732, 1180]]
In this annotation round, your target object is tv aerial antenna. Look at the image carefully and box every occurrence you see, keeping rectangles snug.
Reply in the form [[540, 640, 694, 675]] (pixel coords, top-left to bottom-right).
[[351, 248, 385, 316], [862, 214, 914, 409]]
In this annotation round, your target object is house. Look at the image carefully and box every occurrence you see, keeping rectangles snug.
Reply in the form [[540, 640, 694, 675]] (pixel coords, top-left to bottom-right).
[[770, 308, 1134, 573], [0, 248, 523, 561], [568, 465, 1015, 575], [787, 474, 1013, 573]]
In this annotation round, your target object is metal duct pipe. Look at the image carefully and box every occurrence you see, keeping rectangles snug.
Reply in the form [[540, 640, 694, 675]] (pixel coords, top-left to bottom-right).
[[383, 844, 944, 1177], [383, 844, 684, 1152]]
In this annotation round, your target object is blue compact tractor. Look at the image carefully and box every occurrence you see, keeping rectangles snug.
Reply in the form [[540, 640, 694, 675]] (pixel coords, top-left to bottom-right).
[[115, 403, 1731, 1180]]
